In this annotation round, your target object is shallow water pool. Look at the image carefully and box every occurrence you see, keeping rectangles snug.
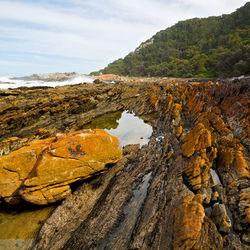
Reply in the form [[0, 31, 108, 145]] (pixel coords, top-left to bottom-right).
[[0, 206, 54, 250], [83, 110, 153, 147]]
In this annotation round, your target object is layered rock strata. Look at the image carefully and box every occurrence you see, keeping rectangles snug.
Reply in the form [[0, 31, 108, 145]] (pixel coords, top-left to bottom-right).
[[0, 78, 249, 249]]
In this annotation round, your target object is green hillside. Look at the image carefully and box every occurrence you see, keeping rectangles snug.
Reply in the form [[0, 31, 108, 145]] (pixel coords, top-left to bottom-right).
[[97, 2, 250, 78]]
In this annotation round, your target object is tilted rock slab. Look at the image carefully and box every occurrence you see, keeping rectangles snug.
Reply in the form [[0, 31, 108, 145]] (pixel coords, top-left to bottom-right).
[[173, 194, 205, 249], [0, 129, 122, 205]]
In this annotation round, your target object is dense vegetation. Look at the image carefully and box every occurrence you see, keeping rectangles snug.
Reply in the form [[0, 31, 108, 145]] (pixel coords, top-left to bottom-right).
[[96, 3, 250, 78]]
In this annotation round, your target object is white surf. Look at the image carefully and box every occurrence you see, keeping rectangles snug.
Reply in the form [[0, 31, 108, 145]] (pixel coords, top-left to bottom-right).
[[0, 75, 94, 89]]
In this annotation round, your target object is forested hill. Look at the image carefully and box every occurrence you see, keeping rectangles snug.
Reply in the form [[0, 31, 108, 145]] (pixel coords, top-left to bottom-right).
[[96, 2, 250, 78]]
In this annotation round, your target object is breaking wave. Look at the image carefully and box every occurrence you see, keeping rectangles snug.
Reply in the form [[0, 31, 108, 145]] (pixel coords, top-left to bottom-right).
[[0, 75, 94, 89]]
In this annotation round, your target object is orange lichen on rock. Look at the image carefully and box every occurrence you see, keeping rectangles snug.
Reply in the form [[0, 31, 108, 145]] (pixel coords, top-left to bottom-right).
[[217, 137, 249, 179], [234, 151, 249, 179], [35, 128, 53, 139], [149, 93, 160, 108], [191, 101, 204, 118], [217, 148, 234, 171], [176, 126, 183, 138], [127, 87, 139, 93], [166, 93, 173, 112], [182, 122, 217, 190], [208, 113, 231, 135], [20, 185, 71, 205], [182, 123, 211, 158], [2, 137, 20, 143], [0, 129, 122, 205], [184, 148, 217, 190], [172, 103, 182, 118], [173, 194, 205, 249], [194, 113, 214, 133], [97, 74, 121, 81], [240, 193, 250, 223], [166, 150, 174, 161], [11, 100, 20, 106], [207, 81, 215, 85], [185, 157, 204, 190], [148, 86, 160, 108], [185, 90, 199, 115]]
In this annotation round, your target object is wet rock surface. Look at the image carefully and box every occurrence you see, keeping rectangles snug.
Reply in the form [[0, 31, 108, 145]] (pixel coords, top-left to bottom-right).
[[0, 78, 249, 249]]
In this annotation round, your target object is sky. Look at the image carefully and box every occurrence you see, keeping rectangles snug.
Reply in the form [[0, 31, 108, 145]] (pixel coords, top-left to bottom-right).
[[0, 0, 248, 76]]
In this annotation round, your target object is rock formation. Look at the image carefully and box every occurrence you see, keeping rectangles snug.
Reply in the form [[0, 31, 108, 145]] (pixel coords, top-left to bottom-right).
[[27, 72, 79, 81], [0, 77, 249, 249], [0, 129, 122, 205]]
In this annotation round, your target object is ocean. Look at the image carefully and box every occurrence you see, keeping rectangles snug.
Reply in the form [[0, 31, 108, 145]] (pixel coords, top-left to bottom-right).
[[0, 75, 94, 89]]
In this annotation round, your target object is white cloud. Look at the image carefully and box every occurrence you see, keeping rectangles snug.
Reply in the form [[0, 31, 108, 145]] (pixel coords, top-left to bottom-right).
[[0, 0, 248, 75]]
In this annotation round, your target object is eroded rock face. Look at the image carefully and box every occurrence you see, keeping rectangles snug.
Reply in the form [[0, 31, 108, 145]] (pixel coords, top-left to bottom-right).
[[0, 129, 122, 205], [182, 123, 217, 193], [0, 78, 249, 249], [173, 194, 205, 249]]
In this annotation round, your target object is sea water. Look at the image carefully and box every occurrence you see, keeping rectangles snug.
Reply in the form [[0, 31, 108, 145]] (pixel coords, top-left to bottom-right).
[[0, 75, 94, 89]]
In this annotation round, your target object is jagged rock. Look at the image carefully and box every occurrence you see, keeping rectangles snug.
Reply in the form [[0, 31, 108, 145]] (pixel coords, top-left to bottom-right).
[[93, 79, 102, 84], [208, 112, 231, 135], [239, 190, 250, 224], [172, 103, 182, 118], [173, 194, 205, 249], [34, 128, 53, 139], [198, 187, 212, 204], [0, 78, 249, 249], [214, 185, 227, 203], [242, 230, 250, 244], [0, 129, 122, 205], [217, 137, 249, 180], [182, 123, 211, 158], [28, 72, 79, 81], [182, 123, 217, 191], [211, 191, 219, 202], [176, 125, 183, 138], [211, 203, 231, 234], [0, 137, 28, 156]]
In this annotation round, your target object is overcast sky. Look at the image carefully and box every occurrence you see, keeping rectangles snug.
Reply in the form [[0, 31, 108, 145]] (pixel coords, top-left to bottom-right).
[[0, 0, 248, 76]]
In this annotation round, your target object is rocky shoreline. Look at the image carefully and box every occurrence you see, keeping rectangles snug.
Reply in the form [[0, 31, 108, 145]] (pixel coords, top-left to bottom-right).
[[0, 78, 249, 249], [26, 72, 80, 81]]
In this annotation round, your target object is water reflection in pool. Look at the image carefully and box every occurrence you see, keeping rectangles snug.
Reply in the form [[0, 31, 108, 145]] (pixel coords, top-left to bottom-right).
[[0, 111, 153, 249], [107, 111, 152, 147], [83, 111, 153, 147], [82, 111, 122, 130], [0, 206, 54, 250]]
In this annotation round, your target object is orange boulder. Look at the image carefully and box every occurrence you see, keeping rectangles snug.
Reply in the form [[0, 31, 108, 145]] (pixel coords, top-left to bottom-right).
[[0, 129, 122, 205]]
